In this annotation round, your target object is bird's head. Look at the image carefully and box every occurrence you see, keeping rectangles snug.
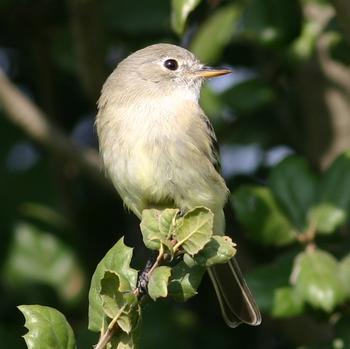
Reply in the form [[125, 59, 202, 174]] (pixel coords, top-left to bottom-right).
[[110, 43, 231, 101]]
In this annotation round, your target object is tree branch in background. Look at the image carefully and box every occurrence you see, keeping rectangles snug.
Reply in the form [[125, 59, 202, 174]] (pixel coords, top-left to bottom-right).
[[0, 69, 112, 189], [332, 0, 350, 46], [67, 0, 107, 102], [293, 3, 350, 169]]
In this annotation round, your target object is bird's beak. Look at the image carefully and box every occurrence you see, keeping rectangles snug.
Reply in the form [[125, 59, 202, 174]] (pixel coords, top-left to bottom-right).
[[193, 66, 232, 78]]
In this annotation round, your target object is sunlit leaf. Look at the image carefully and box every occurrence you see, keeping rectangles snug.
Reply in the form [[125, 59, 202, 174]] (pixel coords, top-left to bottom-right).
[[269, 155, 317, 231], [18, 305, 76, 349], [171, 0, 202, 35], [288, 20, 318, 63], [174, 207, 213, 255], [233, 186, 296, 246], [292, 248, 347, 312], [272, 287, 304, 318], [88, 238, 138, 332], [190, 4, 242, 64], [100, 271, 137, 321], [140, 208, 179, 252], [193, 235, 236, 267], [148, 266, 171, 300], [4, 223, 84, 302], [308, 203, 345, 234]]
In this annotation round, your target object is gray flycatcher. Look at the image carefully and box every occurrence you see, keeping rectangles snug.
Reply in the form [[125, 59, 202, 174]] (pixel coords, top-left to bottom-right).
[[96, 43, 261, 328]]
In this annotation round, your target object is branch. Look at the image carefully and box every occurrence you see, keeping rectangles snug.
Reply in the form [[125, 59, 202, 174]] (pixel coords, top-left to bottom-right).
[[94, 306, 125, 349], [0, 69, 112, 189], [94, 251, 164, 349]]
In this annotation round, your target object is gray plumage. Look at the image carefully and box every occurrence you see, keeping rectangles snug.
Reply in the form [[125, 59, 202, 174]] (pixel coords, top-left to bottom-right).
[[96, 43, 261, 327]]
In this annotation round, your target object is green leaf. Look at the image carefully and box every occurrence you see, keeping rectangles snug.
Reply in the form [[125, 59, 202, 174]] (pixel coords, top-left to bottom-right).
[[310, 150, 350, 234], [292, 248, 347, 312], [174, 207, 213, 255], [269, 155, 317, 231], [339, 254, 350, 295], [272, 287, 304, 318], [241, 0, 302, 46], [116, 304, 141, 335], [171, 0, 202, 35], [111, 331, 136, 349], [4, 223, 84, 302], [168, 260, 205, 301], [334, 316, 350, 349], [190, 4, 242, 64], [88, 238, 138, 332], [193, 235, 236, 267], [232, 186, 297, 246], [246, 253, 295, 312], [222, 79, 275, 115], [308, 203, 345, 235], [19, 202, 68, 229], [99, 271, 140, 338], [100, 271, 137, 321], [148, 266, 172, 300], [18, 305, 76, 349], [103, 0, 169, 35], [140, 208, 179, 252], [288, 20, 318, 63]]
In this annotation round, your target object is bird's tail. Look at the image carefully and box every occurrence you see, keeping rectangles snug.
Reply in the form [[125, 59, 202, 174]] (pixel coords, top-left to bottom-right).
[[208, 257, 262, 328]]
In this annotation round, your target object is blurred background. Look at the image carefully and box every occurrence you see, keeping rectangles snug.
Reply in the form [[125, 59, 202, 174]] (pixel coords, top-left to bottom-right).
[[1, 0, 350, 348]]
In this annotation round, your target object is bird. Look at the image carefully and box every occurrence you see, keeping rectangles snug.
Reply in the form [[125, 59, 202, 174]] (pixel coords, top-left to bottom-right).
[[96, 43, 261, 328]]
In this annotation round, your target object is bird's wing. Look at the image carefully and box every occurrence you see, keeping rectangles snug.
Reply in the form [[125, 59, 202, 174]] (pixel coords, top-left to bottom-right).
[[199, 112, 221, 172]]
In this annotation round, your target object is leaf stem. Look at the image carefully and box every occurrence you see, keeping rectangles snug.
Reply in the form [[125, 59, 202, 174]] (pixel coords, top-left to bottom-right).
[[94, 246, 165, 348], [94, 305, 126, 349], [147, 244, 164, 277], [297, 221, 317, 244]]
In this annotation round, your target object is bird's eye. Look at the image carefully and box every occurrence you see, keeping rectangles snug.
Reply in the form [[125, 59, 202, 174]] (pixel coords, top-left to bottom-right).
[[164, 59, 178, 71]]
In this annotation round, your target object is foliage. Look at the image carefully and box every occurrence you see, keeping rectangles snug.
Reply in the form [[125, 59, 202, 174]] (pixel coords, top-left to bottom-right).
[[18, 305, 76, 349], [233, 152, 350, 319], [1, 0, 350, 348], [19, 207, 235, 348]]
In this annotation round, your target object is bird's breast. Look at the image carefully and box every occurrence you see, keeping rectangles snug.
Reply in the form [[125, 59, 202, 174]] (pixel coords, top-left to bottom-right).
[[97, 96, 227, 216]]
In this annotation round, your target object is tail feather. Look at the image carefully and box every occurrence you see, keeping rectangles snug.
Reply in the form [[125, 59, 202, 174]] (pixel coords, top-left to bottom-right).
[[208, 257, 261, 328]]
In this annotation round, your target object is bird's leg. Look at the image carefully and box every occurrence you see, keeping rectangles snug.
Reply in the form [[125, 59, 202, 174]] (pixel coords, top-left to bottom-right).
[[135, 253, 157, 296]]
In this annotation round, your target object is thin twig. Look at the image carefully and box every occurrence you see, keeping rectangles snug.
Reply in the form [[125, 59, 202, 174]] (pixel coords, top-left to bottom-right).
[[94, 305, 126, 349], [93, 248, 166, 349], [296, 221, 317, 244], [146, 245, 164, 277]]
